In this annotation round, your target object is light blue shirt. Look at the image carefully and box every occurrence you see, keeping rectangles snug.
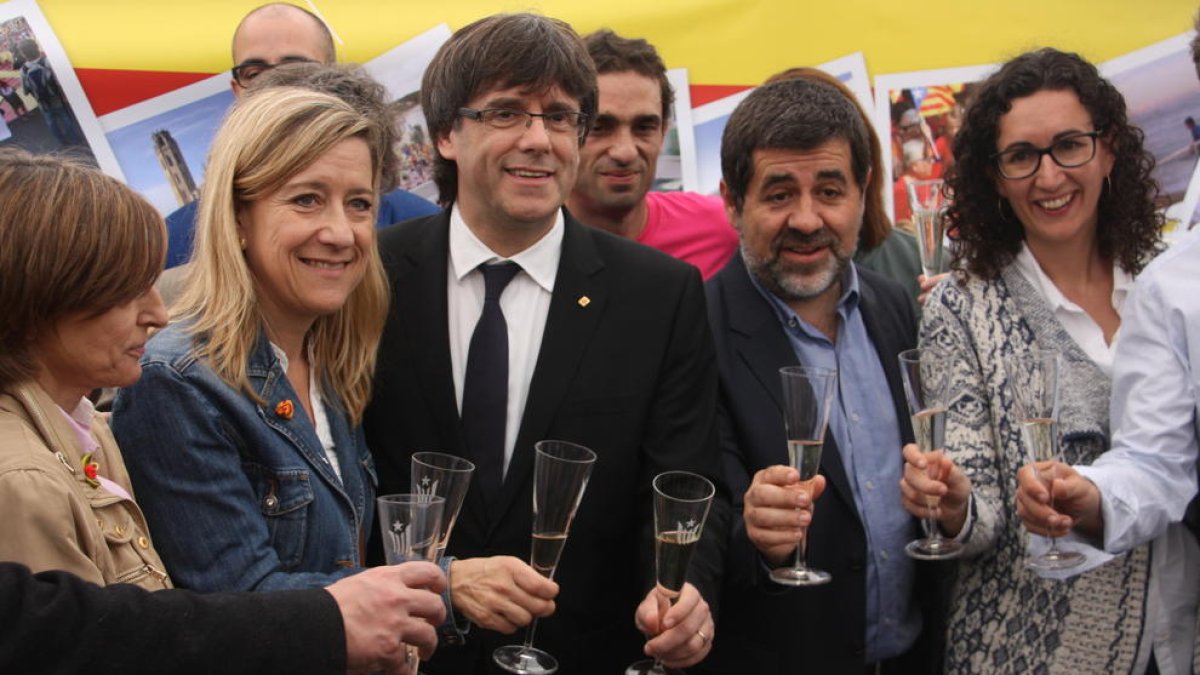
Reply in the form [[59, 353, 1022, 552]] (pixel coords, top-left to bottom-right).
[[749, 263, 920, 663]]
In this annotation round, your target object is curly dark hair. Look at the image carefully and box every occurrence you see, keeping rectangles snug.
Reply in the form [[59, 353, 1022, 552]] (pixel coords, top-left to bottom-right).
[[946, 47, 1162, 279]]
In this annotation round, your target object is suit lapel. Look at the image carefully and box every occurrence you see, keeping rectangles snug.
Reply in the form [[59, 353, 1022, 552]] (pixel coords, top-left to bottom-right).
[[487, 214, 607, 534], [721, 255, 857, 510]]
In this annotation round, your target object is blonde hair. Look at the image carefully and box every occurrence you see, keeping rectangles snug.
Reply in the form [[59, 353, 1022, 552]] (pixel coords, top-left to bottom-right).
[[0, 149, 164, 391], [175, 87, 389, 423]]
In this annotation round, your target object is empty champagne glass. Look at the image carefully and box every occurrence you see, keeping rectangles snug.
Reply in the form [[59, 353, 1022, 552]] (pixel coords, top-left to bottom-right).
[[898, 348, 963, 560], [377, 493, 445, 670], [770, 365, 837, 587], [906, 178, 947, 278], [1003, 349, 1085, 570], [625, 471, 716, 675], [493, 440, 597, 675], [411, 452, 475, 559]]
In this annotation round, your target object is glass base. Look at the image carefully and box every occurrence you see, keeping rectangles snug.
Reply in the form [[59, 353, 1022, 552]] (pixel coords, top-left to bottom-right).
[[625, 659, 675, 675], [905, 537, 963, 560], [493, 645, 558, 675], [1025, 548, 1086, 571], [769, 565, 831, 586]]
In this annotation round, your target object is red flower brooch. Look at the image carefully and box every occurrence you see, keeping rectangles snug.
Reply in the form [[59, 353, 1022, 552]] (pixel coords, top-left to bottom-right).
[[80, 453, 100, 488], [275, 400, 295, 420]]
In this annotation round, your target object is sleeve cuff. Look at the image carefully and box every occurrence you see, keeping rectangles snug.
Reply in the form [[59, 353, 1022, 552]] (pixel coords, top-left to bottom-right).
[[437, 556, 469, 645]]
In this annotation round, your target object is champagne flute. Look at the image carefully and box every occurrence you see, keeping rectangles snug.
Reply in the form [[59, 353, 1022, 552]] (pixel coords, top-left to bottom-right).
[[411, 452, 475, 559], [770, 365, 837, 587], [493, 440, 597, 675], [906, 178, 947, 278], [1003, 349, 1085, 570], [376, 493, 445, 670], [625, 471, 716, 675], [898, 348, 963, 560]]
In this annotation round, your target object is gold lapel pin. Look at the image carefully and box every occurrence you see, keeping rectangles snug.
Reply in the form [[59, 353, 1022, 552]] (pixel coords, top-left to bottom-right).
[[578, 296, 591, 307]]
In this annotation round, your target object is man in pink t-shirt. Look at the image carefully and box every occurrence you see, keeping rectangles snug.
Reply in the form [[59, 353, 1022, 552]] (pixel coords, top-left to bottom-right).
[[567, 30, 738, 279]]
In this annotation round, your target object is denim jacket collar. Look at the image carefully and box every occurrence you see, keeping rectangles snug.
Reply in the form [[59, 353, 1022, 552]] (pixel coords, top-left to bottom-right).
[[245, 331, 369, 524]]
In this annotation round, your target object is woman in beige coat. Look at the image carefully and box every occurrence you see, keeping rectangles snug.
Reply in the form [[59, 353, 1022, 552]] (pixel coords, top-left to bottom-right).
[[0, 149, 172, 590]]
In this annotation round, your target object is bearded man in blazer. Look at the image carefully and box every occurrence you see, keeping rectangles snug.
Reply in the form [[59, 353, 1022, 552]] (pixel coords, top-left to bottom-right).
[[699, 79, 946, 675], [362, 14, 728, 675]]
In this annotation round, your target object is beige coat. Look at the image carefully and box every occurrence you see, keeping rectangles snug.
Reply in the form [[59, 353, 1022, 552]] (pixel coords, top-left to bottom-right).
[[0, 382, 171, 590]]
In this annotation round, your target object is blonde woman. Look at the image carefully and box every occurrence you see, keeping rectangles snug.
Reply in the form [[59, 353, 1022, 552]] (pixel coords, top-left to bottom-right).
[[112, 88, 390, 592], [0, 149, 171, 590]]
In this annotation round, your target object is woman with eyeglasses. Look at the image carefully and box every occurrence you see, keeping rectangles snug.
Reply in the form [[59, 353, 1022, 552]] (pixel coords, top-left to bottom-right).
[[897, 48, 1167, 673]]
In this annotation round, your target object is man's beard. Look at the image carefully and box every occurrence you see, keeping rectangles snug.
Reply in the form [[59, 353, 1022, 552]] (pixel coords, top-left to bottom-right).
[[742, 228, 855, 302]]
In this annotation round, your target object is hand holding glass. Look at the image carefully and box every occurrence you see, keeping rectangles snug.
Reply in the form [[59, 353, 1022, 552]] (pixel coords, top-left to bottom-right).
[[493, 440, 597, 675], [626, 471, 716, 675], [1003, 350, 1085, 570], [906, 178, 947, 278], [898, 348, 963, 560], [377, 494, 445, 669], [411, 451, 475, 559], [770, 365, 837, 587]]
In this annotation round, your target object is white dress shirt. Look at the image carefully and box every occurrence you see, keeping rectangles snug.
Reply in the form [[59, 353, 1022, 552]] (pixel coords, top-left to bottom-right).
[[1070, 229, 1200, 675], [447, 205, 562, 476], [1012, 243, 1132, 376]]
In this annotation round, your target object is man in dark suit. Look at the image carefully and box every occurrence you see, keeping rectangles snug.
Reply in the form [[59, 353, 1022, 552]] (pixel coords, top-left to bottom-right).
[[700, 79, 944, 674], [363, 13, 728, 675], [1, 560, 446, 674]]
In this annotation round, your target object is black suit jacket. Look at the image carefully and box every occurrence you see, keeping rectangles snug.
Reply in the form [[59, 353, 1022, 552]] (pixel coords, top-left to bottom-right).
[[364, 210, 730, 675], [700, 254, 947, 675], [0, 563, 344, 674]]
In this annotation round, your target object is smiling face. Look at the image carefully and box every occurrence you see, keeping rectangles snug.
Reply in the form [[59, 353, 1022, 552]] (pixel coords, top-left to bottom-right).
[[570, 71, 666, 217], [238, 137, 375, 337], [33, 288, 168, 406], [724, 141, 865, 306], [437, 84, 581, 244], [993, 88, 1114, 251]]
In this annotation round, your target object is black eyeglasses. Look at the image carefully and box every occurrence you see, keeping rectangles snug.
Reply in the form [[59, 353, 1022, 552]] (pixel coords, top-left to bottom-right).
[[458, 107, 590, 138], [991, 131, 1101, 180], [231, 57, 317, 88]]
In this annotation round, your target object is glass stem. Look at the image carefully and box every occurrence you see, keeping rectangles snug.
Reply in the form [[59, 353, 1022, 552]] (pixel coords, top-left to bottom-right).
[[924, 498, 942, 542], [523, 617, 541, 650], [1044, 463, 1061, 553]]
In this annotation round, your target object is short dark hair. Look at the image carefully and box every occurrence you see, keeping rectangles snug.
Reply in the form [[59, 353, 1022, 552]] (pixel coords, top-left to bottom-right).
[[720, 78, 871, 212], [250, 62, 400, 190], [421, 13, 598, 206], [1192, 11, 1200, 80], [946, 48, 1162, 279], [17, 38, 38, 61], [232, 3, 336, 65], [764, 67, 889, 251], [583, 29, 674, 124]]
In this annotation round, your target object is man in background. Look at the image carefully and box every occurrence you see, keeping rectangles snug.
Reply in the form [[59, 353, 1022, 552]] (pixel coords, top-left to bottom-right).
[[162, 2, 437, 271], [565, 29, 737, 279]]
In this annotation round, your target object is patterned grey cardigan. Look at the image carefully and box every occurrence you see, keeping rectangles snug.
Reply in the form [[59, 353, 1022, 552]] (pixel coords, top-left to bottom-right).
[[922, 263, 1150, 675]]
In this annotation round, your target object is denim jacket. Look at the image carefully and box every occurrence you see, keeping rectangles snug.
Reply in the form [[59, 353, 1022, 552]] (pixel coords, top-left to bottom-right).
[[111, 322, 376, 592]]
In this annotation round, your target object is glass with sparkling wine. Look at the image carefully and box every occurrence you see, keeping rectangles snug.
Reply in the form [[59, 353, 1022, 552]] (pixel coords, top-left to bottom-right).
[[1003, 349, 1084, 570], [898, 348, 963, 560], [493, 440, 597, 675], [626, 471, 716, 675], [770, 365, 837, 587], [376, 494, 445, 670], [906, 178, 947, 278], [411, 452, 475, 559]]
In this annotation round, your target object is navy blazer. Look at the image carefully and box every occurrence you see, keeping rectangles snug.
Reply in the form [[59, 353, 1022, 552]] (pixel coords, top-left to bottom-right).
[[364, 209, 730, 675], [699, 253, 948, 675]]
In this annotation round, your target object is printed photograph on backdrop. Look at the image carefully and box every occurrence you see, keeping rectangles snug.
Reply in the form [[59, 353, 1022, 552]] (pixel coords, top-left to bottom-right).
[[0, 0, 123, 179], [651, 68, 698, 192], [873, 64, 997, 228], [363, 24, 451, 204], [100, 74, 233, 216], [1101, 33, 1200, 221], [692, 52, 874, 195]]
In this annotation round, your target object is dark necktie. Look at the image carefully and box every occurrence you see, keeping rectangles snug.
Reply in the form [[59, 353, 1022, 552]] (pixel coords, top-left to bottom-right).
[[461, 261, 521, 504]]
